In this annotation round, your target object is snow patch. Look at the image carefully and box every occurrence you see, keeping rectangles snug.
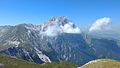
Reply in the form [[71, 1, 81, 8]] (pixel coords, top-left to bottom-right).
[[34, 47, 51, 63], [25, 24, 41, 31], [8, 41, 20, 47]]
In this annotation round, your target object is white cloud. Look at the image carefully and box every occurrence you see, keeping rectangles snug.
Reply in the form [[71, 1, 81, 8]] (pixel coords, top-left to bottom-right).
[[89, 17, 111, 32], [62, 23, 81, 33], [41, 20, 81, 37], [42, 23, 81, 36], [42, 24, 59, 36]]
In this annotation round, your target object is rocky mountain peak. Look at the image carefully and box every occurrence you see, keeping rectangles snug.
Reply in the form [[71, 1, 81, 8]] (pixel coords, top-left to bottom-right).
[[40, 16, 81, 36]]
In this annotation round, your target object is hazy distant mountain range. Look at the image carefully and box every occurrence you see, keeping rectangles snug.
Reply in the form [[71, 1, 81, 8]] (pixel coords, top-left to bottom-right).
[[0, 16, 120, 66]]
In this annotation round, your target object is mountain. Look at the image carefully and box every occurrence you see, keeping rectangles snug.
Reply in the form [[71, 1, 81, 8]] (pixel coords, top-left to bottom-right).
[[0, 55, 76, 68], [0, 16, 120, 66], [40, 16, 81, 36], [79, 59, 120, 68]]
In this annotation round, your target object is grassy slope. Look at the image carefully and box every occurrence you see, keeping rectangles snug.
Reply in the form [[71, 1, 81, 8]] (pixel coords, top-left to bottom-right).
[[81, 59, 120, 68], [0, 55, 76, 68]]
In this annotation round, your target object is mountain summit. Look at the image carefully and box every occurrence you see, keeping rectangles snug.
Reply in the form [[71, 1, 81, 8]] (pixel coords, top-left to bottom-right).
[[40, 16, 81, 36]]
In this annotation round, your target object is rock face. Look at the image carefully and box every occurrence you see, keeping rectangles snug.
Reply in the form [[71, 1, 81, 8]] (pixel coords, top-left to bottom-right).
[[0, 16, 120, 66]]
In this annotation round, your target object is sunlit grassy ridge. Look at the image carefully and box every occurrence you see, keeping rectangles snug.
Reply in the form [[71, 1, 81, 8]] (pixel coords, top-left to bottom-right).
[[0, 55, 76, 68], [81, 59, 120, 68]]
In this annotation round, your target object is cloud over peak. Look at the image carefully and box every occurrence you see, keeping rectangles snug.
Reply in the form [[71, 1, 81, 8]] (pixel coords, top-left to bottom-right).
[[89, 17, 111, 32]]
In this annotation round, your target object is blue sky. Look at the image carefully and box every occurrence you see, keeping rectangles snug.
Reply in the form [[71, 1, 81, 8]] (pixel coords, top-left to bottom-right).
[[0, 0, 120, 27]]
